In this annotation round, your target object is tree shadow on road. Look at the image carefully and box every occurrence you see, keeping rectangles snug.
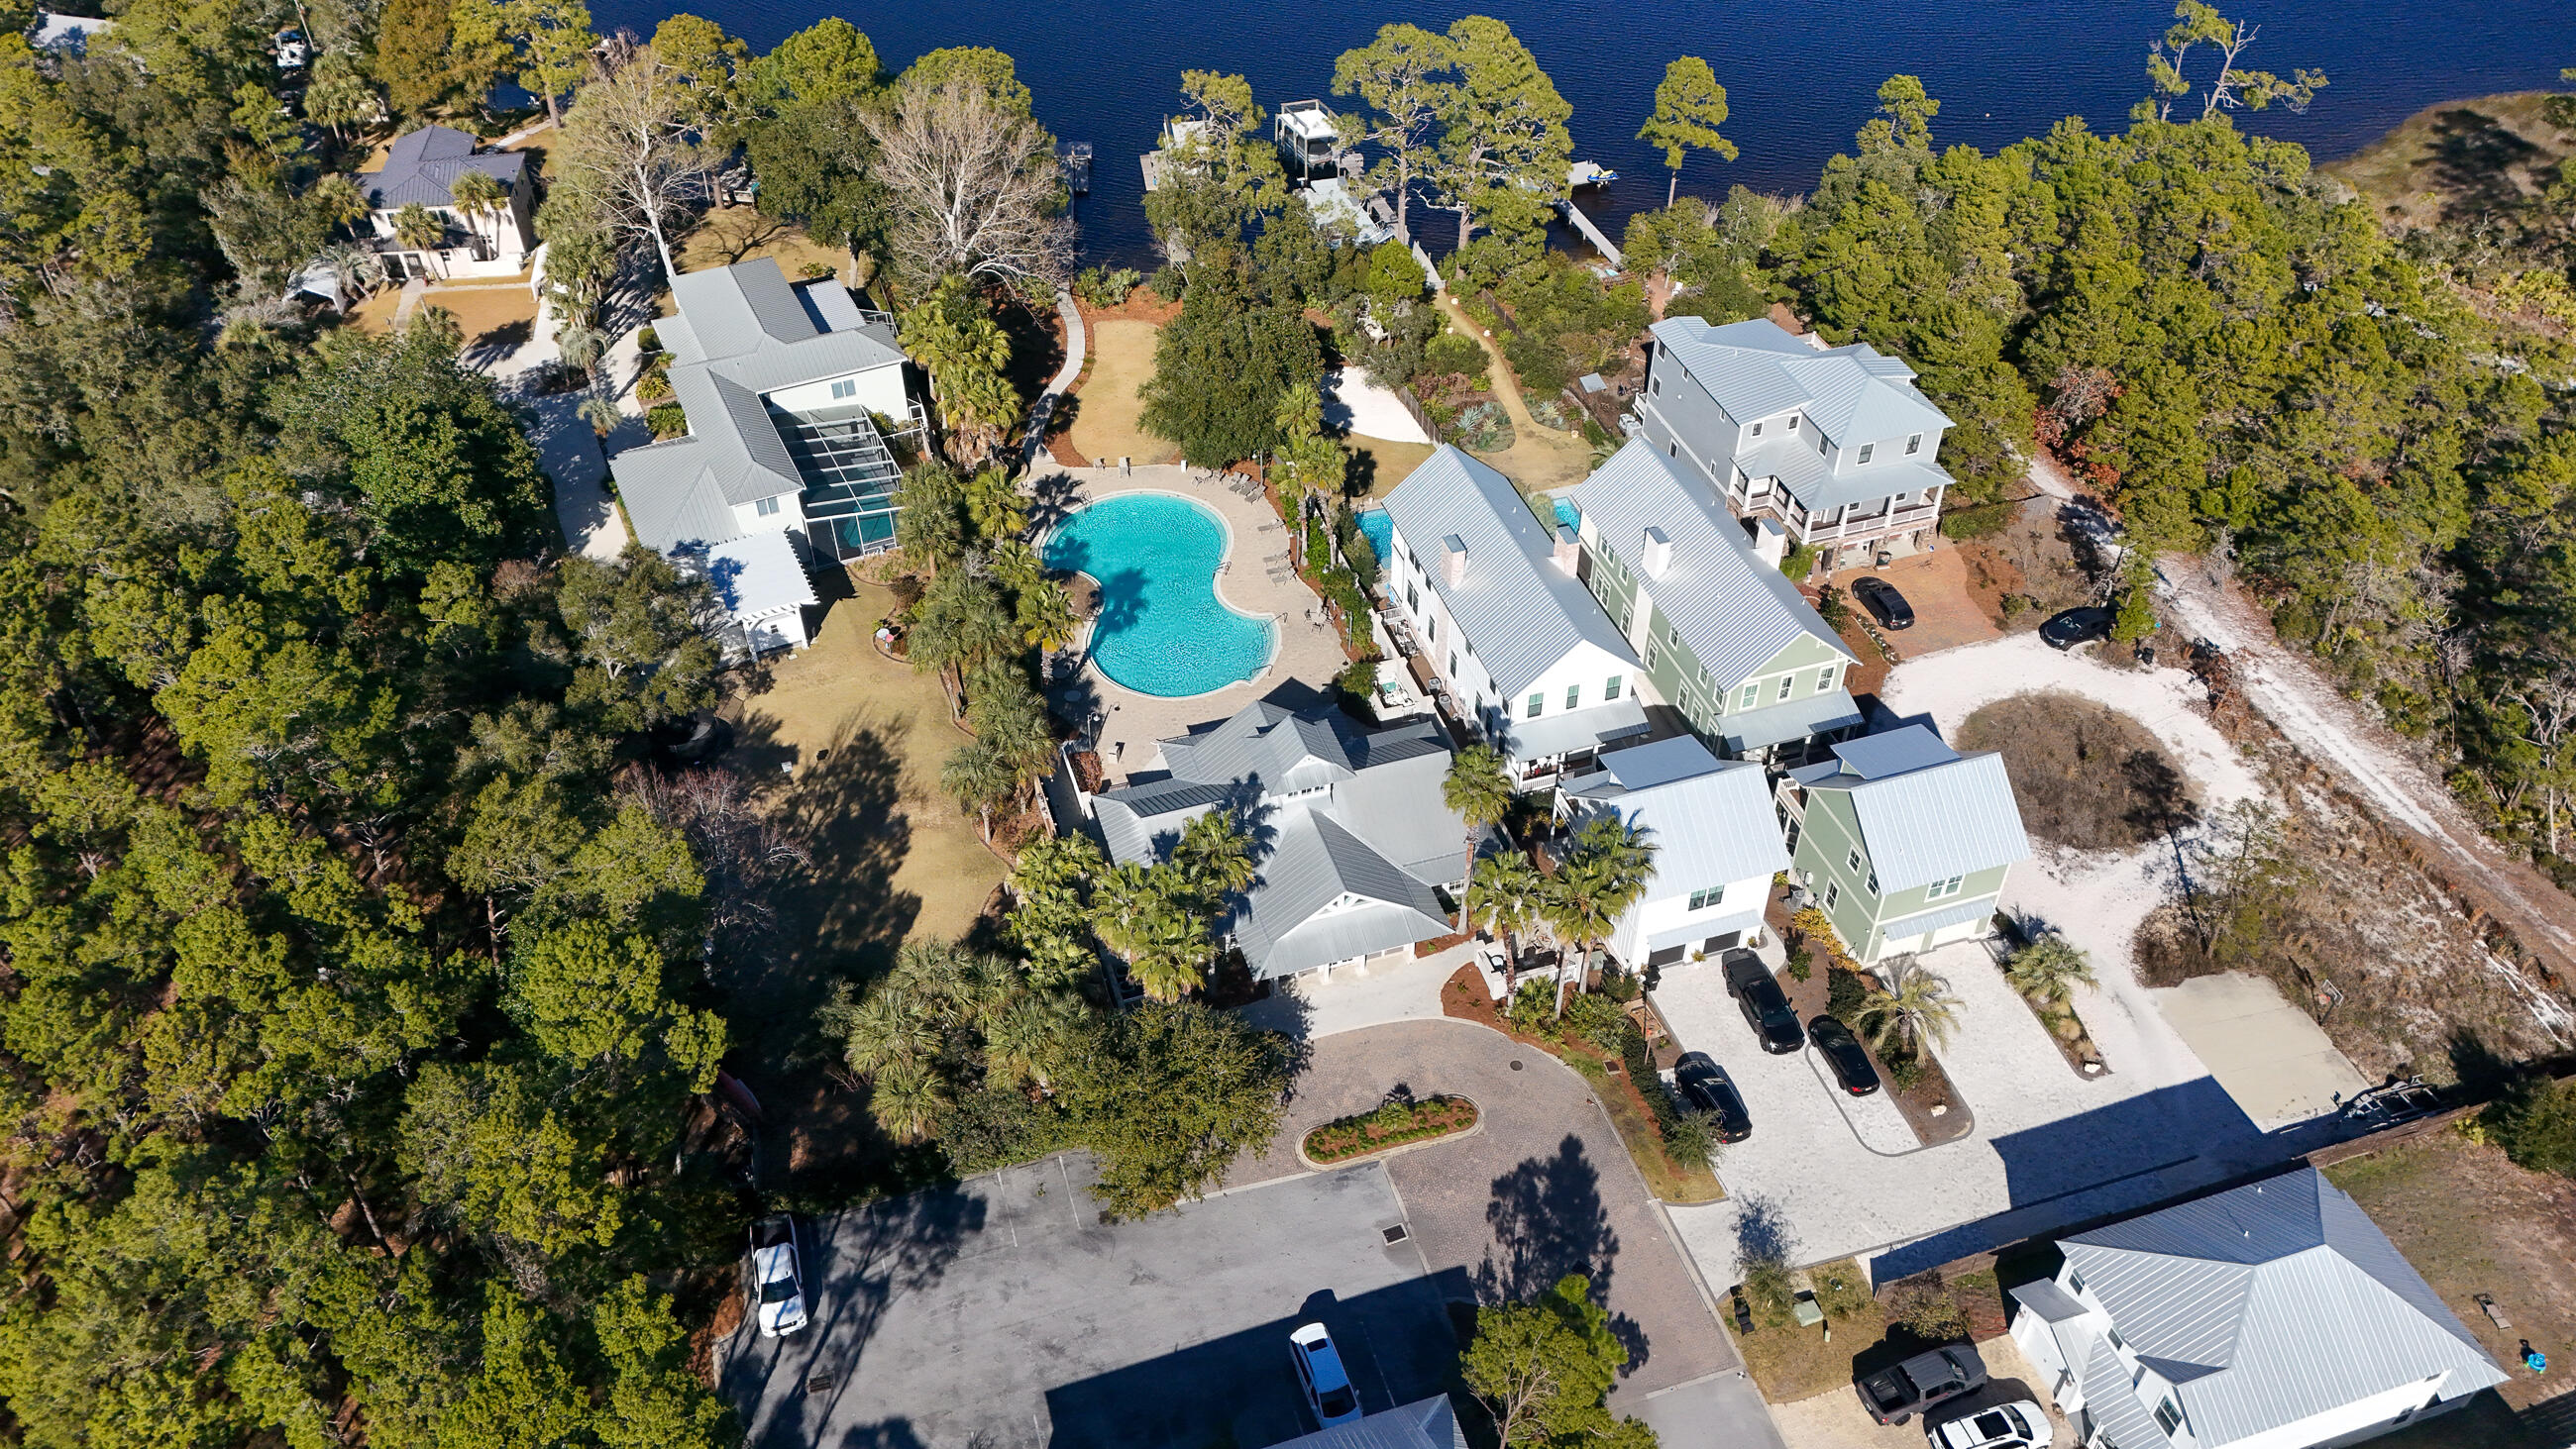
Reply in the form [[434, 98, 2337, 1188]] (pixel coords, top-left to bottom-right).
[[1474, 1133, 1649, 1372]]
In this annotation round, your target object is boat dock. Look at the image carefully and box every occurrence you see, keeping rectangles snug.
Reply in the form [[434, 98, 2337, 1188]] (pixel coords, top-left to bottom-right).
[[1557, 198, 1623, 269]]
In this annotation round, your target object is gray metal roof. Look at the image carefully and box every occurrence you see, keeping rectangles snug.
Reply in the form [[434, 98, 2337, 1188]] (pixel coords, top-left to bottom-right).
[[1651, 316, 1952, 442], [1493, 696, 1651, 765], [1569, 441, 1856, 689], [2009, 1277, 2089, 1324], [1567, 737, 1790, 901], [1382, 447, 1637, 698], [1873, 894, 2000, 941], [608, 259, 912, 548], [1264, 1396, 1469, 1449], [355, 126, 528, 208], [681, 528, 815, 621], [2075, 1333, 2177, 1449], [2052, 1169, 2506, 1447], [1718, 687, 1866, 754], [1798, 726, 2026, 890], [1094, 702, 1474, 979]]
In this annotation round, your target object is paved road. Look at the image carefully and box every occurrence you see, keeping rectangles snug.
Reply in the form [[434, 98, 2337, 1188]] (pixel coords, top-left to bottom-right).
[[1227, 1018, 1777, 1444]]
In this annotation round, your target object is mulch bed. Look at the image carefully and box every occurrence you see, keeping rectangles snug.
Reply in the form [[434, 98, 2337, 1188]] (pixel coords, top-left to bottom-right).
[[1302, 1095, 1478, 1164], [1776, 959, 1973, 1148]]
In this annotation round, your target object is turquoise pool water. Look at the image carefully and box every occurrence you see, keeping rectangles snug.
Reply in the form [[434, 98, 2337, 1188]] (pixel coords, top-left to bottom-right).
[[1043, 493, 1277, 698], [1354, 497, 1573, 569]]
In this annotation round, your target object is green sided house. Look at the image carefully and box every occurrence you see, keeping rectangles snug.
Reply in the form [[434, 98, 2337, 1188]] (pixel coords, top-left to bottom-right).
[[1778, 724, 2030, 965], [1566, 438, 1864, 765]]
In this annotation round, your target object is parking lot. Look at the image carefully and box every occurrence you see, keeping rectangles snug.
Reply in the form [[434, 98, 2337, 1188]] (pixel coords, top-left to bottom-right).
[[718, 1155, 1460, 1449]]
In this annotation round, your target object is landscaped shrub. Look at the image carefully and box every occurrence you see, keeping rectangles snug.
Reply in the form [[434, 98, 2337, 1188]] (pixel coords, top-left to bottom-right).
[[646, 402, 688, 439], [1563, 991, 1627, 1053], [1741, 1255, 1797, 1329], [1781, 543, 1817, 581], [1887, 1274, 1970, 1340], [2488, 1077, 2576, 1178], [1425, 330, 1485, 381], [1883, 1049, 1927, 1093], [1826, 967, 1871, 1025], [1336, 656, 1379, 704], [1506, 979, 1557, 1032], [635, 324, 660, 353], [1303, 1094, 1478, 1163], [1663, 1109, 1716, 1172], [1814, 584, 1852, 632], [1075, 265, 1143, 307], [1335, 507, 1380, 588], [1783, 947, 1813, 983]]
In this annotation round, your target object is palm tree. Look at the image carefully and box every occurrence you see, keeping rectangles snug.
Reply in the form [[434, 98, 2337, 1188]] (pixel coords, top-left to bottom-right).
[[576, 392, 622, 440], [390, 202, 447, 276], [1856, 961, 1963, 1056], [899, 275, 1019, 466], [1466, 852, 1546, 989], [909, 569, 1020, 703], [1173, 810, 1255, 913], [314, 241, 386, 313], [1017, 578, 1079, 652], [1092, 862, 1209, 1001], [1543, 815, 1658, 1018], [2003, 934, 2096, 1005], [556, 319, 608, 379], [866, 1060, 950, 1143], [984, 990, 1085, 1090], [1442, 745, 1514, 930], [447, 168, 508, 261], [941, 738, 1020, 844]]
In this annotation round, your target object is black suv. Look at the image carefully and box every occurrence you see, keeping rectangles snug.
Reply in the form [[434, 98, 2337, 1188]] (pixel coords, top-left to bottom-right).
[[1724, 952, 1802, 1054], [1672, 1051, 1753, 1142], [1807, 1015, 1882, 1096], [2039, 605, 2113, 650], [1857, 1342, 1987, 1425], [1852, 575, 1914, 629]]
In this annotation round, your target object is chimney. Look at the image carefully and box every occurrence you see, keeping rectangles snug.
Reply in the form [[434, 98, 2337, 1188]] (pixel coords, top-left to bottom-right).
[[1443, 533, 1469, 586], [1640, 526, 1673, 579], [1552, 524, 1581, 577], [1751, 516, 1788, 569]]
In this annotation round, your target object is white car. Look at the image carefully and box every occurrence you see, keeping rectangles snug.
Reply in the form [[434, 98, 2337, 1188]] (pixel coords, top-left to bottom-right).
[[1928, 1399, 2048, 1449], [1288, 1321, 1362, 1427], [749, 1215, 809, 1337]]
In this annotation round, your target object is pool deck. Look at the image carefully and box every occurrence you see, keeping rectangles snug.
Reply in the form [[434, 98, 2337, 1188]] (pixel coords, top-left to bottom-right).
[[1036, 464, 1348, 779]]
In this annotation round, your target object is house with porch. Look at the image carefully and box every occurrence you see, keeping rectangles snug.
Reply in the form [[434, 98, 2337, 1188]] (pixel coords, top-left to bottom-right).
[[1776, 723, 2028, 965], [1380, 447, 1654, 789], [1556, 735, 1788, 971], [1566, 439, 1864, 764], [351, 126, 537, 281], [1085, 700, 1487, 983], [2009, 1168, 2505, 1449], [1635, 315, 1954, 571], [607, 258, 921, 652]]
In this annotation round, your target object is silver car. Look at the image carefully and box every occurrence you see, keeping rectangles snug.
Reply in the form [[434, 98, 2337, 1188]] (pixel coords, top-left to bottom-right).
[[1929, 1398, 2048, 1449], [749, 1215, 809, 1337]]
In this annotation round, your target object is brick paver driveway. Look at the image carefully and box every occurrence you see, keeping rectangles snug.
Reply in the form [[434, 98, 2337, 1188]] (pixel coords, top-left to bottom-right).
[[1229, 1018, 1736, 1407]]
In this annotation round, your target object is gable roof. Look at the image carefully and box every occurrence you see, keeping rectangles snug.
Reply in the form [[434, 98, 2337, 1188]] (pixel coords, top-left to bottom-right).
[[1565, 736, 1790, 891], [1651, 316, 1952, 442], [1567, 440, 1856, 688], [1092, 704, 1474, 979], [2049, 1170, 2505, 1447], [1265, 1396, 1471, 1449], [356, 126, 528, 208], [1798, 725, 2027, 890], [608, 259, 911, 550], [1381, 447, 1636, 697]]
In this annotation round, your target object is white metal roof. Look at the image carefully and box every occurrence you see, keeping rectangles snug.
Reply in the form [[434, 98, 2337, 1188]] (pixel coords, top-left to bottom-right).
[[1565, 737, 1790, 897], [1802, 725, 2027, 891], [1382, 447, 1636, 698], [1650, 315, 1952, 443]]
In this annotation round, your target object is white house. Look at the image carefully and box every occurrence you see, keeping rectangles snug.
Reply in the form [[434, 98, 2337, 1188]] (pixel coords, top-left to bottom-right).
[[2010, 1168, 2506, 1449], [1556, 735, 1788, 970], [351, 126, 538, 281], [1636, 316, 1956, 570], [1087, 701, 1488, 983], [607, 258, 921, 652], [1380, 447, 1654, 789]]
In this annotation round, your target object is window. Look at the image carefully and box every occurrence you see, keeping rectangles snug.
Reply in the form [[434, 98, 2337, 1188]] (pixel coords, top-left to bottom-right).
[[755, 496, 781, 517], [1648, 945, 1686, 968], [2066, 1268, 2087, 1296], [1406, 583, 1419, 611], [1776, 675, 1794, 702], [1427, 615, 1437, 643], [1687, 883, 1727, 910], [1824, 880, 1840, 908], [1669, 441, 1678, 458], [1750, 421, 1764, 438], [1906, 433, 1923, 456], [2107, 1327, 2128, 1353], [829, 378, 857, 400], [1847, 849, 1864, 873], [1786, 414, 1799, 432], [1858, 443, 1874, 464], [1815, 667, 1836, 692], [1604, 674, 1622, 701], [1449, 651, 1458, 676], [1527, 692, 1546, 719], [1892, 490, 1911, 505], [1651, 375, 1662, 396], [2154, 1397, 2184, 1435], [1740, 682, 1760, 710], [1645, 640, 1660, 669], [1564, 684, 1580, 710], [1926, 875, 1966, 899]]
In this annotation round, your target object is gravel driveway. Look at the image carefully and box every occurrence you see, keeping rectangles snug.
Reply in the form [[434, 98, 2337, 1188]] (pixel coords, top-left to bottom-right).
[[1228, 1018, 1780, 1442]]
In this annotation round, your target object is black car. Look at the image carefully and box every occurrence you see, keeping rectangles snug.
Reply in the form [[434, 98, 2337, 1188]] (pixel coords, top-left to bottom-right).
[[1671, 1051, 1753, 1142], [1808, 1015, 1882, 1096], [1857, 1342, 1987, 1425], [1724, 952, 1803, 1054], [2039, 605, 2114, 650], [1852, 575, 1914, 629]]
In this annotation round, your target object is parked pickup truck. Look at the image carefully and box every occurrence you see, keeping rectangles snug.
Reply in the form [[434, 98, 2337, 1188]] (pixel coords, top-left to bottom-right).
[[1858, 1342, 1986, 1425], [1724, 951, 1803, 1055]]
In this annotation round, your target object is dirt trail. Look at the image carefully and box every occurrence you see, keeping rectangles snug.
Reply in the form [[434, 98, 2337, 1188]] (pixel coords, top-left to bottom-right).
[[2023, 458, 2576, 987], [1434, 291, 1594, 493]]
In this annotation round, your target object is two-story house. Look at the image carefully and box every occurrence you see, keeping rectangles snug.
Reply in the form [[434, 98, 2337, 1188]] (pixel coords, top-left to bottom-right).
[[1087, 701, 1487, 982], [351, 126, 538, 280], [1777, 724, 2029, 964], [1567, 439, 1864, 764], [1380, 447, 1654, 788], [2010, 1168, 2506, 1449], [1556, 735, 1788, 970], [608, 258, 921, 652], [1636, 315, 1955, 570]]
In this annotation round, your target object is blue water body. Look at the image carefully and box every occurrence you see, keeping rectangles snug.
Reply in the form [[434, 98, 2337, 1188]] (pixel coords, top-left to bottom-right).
[[1552, 497, 1578, 531], [1356, 507, 1393, 569], [1043, 492, 1277, 697], [600, 0, 2573, 268]]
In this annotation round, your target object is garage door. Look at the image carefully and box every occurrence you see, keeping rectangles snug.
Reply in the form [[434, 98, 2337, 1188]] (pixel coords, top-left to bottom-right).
[[1927, 915, 1988, 948]]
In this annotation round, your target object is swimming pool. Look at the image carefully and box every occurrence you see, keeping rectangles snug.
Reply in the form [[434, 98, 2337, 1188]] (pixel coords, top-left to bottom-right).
[[1354, 496, 1574, 569], [1042, 492, 1277, 698]]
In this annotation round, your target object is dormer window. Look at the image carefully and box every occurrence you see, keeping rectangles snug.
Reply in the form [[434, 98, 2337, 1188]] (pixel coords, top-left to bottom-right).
[[1858, 444, 1874, 464], [1785, 414, 1799, 432], [2155, 1397, 2185, 1435], [1906, 433, 1923, 455], [1750, 421, 1764, 438]]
